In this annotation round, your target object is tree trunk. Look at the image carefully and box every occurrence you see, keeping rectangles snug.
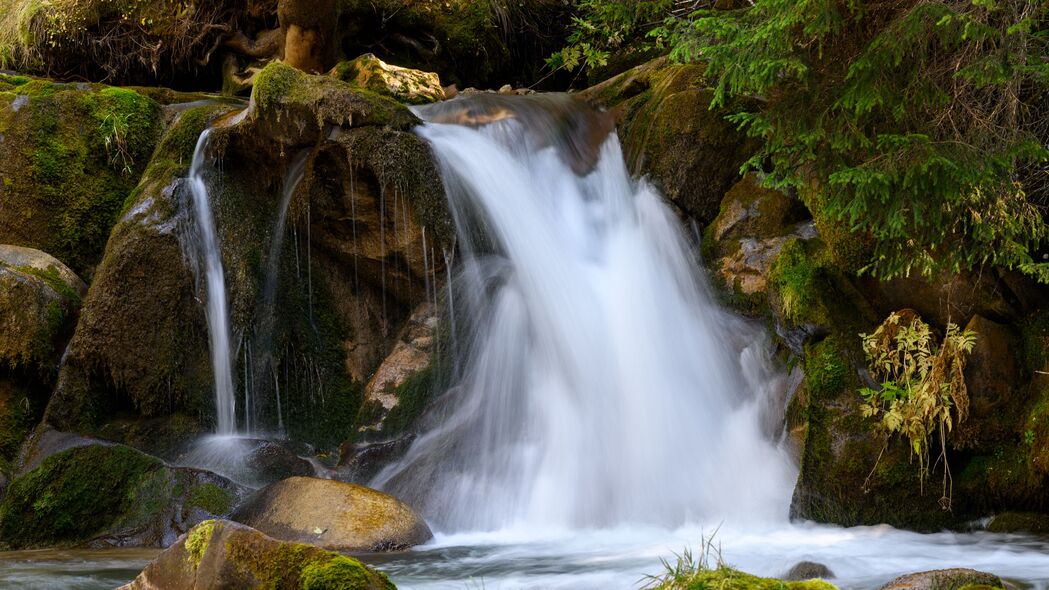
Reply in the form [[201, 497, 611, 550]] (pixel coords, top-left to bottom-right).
[[278, 0, 338, 73]]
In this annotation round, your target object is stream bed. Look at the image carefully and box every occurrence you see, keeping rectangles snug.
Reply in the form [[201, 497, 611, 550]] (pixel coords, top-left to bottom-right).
[[5, 523, 1049, 590]]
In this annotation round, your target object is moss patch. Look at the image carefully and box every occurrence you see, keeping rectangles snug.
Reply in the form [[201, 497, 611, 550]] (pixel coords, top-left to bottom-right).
[[300, 555, 395, 590], [188, 483, 235, 515], [186, 519, 216, 568], [0, 76, 163, 276], [0, 444, 161, 548]]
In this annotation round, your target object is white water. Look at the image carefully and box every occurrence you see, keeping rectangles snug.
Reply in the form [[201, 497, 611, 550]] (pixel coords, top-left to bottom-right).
[[373, 96, 796, 531], [188, 130, 237, 435], [364, 95, 1049, 589]]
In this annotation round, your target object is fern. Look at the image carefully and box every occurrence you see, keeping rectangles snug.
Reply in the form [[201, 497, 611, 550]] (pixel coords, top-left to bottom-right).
[[859, 311, 977, 510]]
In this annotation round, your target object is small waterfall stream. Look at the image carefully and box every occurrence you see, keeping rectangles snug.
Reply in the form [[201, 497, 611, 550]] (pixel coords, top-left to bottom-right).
[[373, 95, 796, 531], [187, 130, 237, 436]]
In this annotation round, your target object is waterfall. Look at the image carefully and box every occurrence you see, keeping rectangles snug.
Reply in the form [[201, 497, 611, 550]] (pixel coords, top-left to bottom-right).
[[188, 130, 237, 435], [372, 95, 797, 532]]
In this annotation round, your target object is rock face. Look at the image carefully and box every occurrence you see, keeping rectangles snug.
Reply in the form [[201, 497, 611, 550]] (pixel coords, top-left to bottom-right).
[[706, 174, 814, 303], [580, 57, 758, 224], [0, 443, 245, 549], [44, 61, 452, 451], [332, 54, 445, 104], [233, 476, 432, 551], [877, 569, 1002, 590], [120, 519, 394, 590], [357, 303, 439, 435]]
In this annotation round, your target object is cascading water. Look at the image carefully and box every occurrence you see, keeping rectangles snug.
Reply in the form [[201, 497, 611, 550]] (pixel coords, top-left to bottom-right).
[[372, 94, 796, 531], [187, 130, 237, 436]]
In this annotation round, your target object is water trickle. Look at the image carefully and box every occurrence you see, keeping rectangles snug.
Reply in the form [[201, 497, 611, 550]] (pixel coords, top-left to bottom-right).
[[372, 95, 796, 531], [187, 130, 237, 435]]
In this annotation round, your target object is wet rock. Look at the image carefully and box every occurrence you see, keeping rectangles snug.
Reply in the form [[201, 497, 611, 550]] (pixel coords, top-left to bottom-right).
[[0, 443, 246, 549], [331, 54, 444, 104], [179, 437, 314, 489], [785, 561, 835, 581], [579, 57, 759, 224], [337, 435, 416, 483], [120, 519, 394, 590], [232, 476, 432, 551], [986, 511, 1049, 535], [877, 568, 1002, 590], [357, 303, 439, 434]]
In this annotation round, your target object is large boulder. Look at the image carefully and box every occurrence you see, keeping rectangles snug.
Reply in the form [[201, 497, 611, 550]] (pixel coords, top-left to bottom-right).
[[120, 519, 394, 590], [0, 74, 163, 278], [0, 443, 246, 549], [579, 57, 758, 224], [233, 476, 432, 551], [953, 315, 1021, 449], [0, 246, 84, 472]]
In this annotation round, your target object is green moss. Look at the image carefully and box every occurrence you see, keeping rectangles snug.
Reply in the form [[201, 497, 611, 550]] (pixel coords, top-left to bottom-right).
[[186, 519, 216, 569], [300, 555, 395, 590], [648, 565, 837, 590], [380, 366, 434, 435], [803, 337, 850, 402], [0, 444, 161, 548], [0, 77, 163, 275], [14, 264, 80, 303], [188, 483, 234, 515]]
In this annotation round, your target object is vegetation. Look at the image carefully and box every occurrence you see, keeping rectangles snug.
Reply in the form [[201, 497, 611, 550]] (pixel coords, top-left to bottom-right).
[[662, 0, 1049, 282], [859, 312, 977, 510], [643, 540, 836, 590]]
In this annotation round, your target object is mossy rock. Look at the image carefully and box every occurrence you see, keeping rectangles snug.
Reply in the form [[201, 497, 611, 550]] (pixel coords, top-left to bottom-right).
[[0, 76, 163, 277], [647, 565, 838, 590], [580, 57, 759, 225], [329, 54, 444, 105], [42, 103, 232, 433], [121, 519, 394, 590], [232, 476, 432, 552], [789, 335, 958, 531], [0, 246, 84, 373], [0, 443, 245, 549]]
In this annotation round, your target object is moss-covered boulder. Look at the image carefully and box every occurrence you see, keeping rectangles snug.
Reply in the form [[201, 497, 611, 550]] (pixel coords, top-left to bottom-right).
[[985, 511, 1049, 534], [877, 569, 1002, 590], [42, 102, 228, 434], [0, 443, 245, 549], [233, 476, 431, 552], [120, 519, 394, 590], [0, 246, 84, 372], [0, 246, 85, 472], [579, 57, 758, 224], [0, 74, 163, 278], [647, 565, 837, 590], [331, 54, 444, 104]]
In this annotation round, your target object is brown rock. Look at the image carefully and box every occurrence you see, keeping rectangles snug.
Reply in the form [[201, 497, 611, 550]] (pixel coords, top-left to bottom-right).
[[232, 476, 432, 552]]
